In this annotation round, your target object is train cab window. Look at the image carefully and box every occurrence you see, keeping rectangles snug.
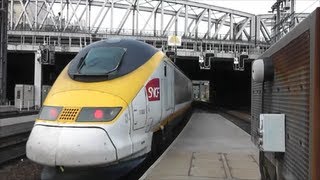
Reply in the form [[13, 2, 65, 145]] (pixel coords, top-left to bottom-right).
[[77, 47, 126, 75], [68, 39, 159, 82]]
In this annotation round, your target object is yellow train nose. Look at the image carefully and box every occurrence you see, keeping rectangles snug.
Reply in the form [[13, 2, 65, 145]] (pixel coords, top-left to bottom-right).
[[39, 90, 127, 123], [44, 90, 127, 107]]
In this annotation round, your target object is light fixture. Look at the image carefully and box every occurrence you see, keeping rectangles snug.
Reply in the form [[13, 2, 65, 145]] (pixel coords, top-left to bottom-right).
[[233, 57, 239, 65]]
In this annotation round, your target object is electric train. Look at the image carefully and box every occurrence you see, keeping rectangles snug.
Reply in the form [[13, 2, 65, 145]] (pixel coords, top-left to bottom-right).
[[26, 39, 193, 169]]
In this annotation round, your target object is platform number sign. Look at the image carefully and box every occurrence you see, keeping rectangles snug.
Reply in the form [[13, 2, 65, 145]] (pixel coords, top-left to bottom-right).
[[146, 78, 160, 101]]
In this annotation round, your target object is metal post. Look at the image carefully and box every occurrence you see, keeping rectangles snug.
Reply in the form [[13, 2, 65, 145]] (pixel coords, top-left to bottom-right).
[[250, 16, 256, 42], [60, 0, 63, 30], [10, 0, 13, 30], [230, 14, 233, 40], [276, 5, 280, 41], [184, 5, 188, 37], [208, 9, 211, 39], [161, 0, 163, 36], [111, 0, 114, 33], [290, 0, 295, 28], [154, 5, 156, 36], [35, 0, 38, 30], [34, 51, 42, 108], [0, 0, 8, 104], [136, 0, 139, 35], [86, 0, 88, 31], [66, 0, 69, 27], [132, 2, 135, 35], [174, 16, 177, 63], [88, 0, 91, 31]]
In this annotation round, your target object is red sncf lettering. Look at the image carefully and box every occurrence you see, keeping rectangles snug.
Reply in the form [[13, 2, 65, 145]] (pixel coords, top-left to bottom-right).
[[146, 78, 160, 101]]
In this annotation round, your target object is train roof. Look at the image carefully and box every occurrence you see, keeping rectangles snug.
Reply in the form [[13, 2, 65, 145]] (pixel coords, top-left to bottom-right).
[[68, 38, 160, 81]]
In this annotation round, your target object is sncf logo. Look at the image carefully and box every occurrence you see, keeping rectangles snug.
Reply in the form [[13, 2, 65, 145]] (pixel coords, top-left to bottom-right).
[[146, 78, 160, 101]]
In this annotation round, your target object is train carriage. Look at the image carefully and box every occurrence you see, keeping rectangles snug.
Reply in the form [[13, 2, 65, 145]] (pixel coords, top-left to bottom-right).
[[26, 38, 192, 168]]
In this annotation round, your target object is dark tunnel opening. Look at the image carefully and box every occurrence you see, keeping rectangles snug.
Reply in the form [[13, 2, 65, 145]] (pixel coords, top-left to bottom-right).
[[175, 57, 251, 111], [6, 51, 251, 112], [7, 52, 34, 103], [6, 52, 76, 102]]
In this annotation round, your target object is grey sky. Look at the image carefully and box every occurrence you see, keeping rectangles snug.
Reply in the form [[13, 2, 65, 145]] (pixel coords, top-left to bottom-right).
[[194, 0, 320, 14]]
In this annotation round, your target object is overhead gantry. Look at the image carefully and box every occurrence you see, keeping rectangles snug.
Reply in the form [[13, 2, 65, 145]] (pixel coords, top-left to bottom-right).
[[7, 0, 275, 50]]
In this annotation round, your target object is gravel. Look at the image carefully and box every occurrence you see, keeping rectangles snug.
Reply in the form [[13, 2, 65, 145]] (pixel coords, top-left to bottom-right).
[[0, 157, 42, 180]]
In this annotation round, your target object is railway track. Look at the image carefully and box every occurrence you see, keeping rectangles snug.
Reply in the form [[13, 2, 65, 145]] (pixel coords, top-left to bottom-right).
[[192, 102, 251, 134], [0, 105, 250, 179], [0, 117, 35, 166], [0, 132, 30, 165]]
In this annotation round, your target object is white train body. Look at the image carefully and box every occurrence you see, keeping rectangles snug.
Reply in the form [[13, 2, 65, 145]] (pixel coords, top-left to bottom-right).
[[26, 39, 193, 167]]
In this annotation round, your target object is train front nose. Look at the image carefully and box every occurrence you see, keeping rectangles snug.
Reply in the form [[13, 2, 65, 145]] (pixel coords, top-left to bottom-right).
[[26, 90, 127, 166], [26, 125, 117, 166]]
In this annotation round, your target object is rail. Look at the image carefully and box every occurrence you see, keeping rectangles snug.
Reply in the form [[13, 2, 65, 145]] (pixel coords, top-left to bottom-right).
[[0, 132, 31, 165]]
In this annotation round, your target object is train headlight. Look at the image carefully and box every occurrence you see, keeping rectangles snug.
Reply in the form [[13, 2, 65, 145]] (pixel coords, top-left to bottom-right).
[[76, 107, 122, 122], [39, 106, 63, 120]]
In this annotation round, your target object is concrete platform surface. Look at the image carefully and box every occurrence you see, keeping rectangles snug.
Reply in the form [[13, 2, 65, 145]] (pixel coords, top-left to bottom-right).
[[141, 112, 260, 180], [0, 114, 37, 127], [0, 115, 37, 137]]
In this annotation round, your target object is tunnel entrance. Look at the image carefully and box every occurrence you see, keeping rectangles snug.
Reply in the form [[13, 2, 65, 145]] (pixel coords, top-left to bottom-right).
[[7, 52, 34, 103], [175, 57, 251, 111], [6, 52, 76, 103]]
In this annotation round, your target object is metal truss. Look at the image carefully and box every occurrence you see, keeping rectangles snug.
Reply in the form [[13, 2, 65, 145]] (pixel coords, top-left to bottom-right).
[[1, 0, 8, 104], [8, 0, 279, 43], [6, 0, 309, 60]]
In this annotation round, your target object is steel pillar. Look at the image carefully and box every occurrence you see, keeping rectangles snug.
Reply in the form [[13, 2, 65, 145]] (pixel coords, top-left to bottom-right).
[[0, 0, 8, 105], [34, 51, 42, 108]]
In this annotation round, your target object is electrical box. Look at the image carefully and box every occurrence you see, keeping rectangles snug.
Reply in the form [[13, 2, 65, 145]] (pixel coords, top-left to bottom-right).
[[258, 114, 285, 152], [15, 84, 35, 109]]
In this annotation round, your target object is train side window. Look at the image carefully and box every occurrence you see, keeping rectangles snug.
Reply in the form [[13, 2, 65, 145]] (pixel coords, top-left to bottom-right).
[[164, 65, 167, 77]]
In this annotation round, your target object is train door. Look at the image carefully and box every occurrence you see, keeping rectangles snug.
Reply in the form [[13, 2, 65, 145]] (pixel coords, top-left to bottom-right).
[[162, 61, 174, 120], [131, 88, 148, 153], [145, 75, 162, 132]]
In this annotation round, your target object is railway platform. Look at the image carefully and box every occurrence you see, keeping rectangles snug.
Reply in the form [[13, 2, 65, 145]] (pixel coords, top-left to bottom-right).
[[0, 114, 36, 137], [141, 112, 260, 180], [0, 114, 36, 165]]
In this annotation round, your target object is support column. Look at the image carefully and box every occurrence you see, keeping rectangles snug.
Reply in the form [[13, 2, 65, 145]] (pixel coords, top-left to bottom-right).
[[86, 0, 89, 31], [160, 1, 163, 36], [35, 0, 38, 29], [290, 0, 295, 29], [207, 9, 211, 39], [0, 0, 8, 104], [250, 16, 256, 42], [256, 16, 261, 43], [10, 0, 13, 30], [132, 5, 135, 35], [184, 5, 188, 37], [34, 52, 42, 108], [154, 7, 157, 36], [111, 0, 114, 33], [230, 14, 233, 40], [136, 0, 139, 35]]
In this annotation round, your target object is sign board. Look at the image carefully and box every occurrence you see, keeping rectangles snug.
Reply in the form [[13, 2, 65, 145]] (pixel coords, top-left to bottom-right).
[[146, 78, 160, 101], [168, 35, 182, 46]]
